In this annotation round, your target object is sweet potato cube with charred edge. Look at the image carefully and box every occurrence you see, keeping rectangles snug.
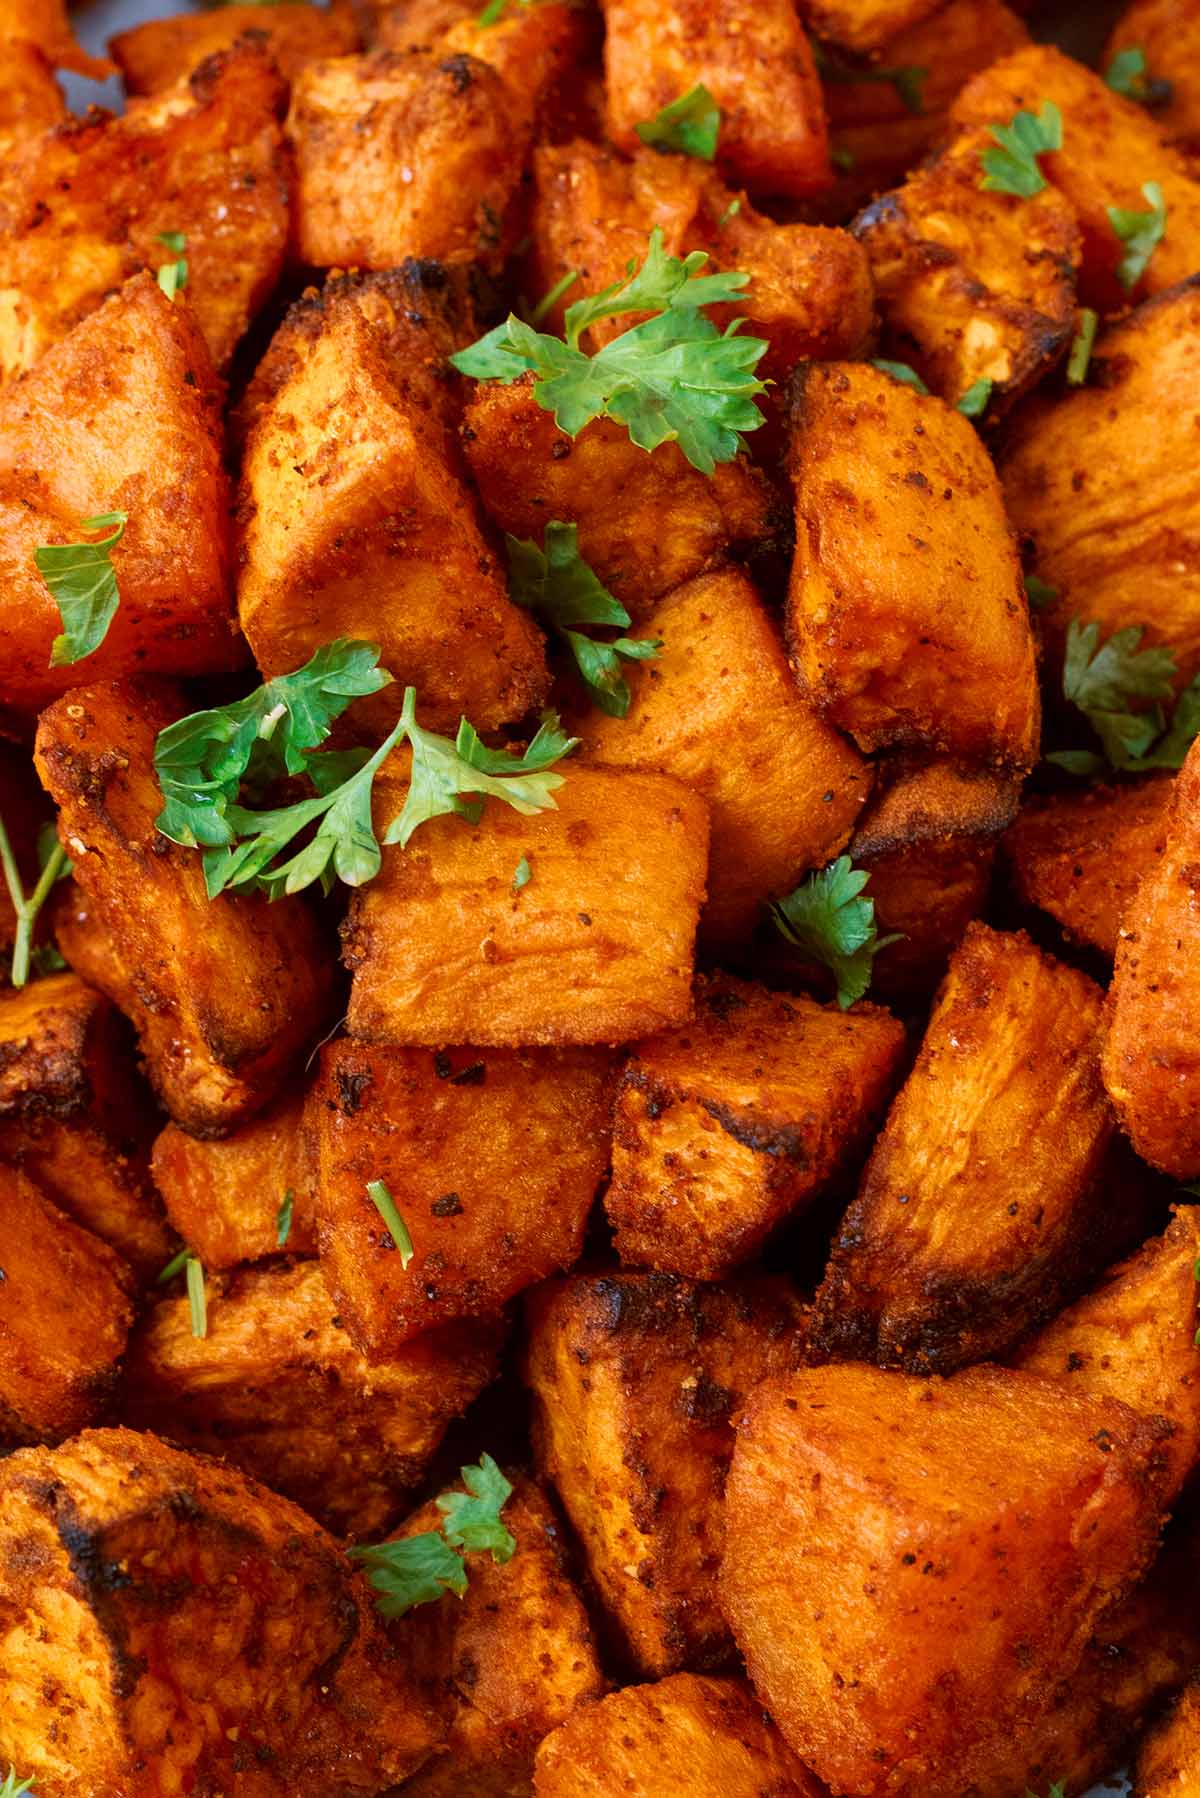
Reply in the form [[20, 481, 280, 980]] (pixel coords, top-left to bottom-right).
[[795, 0, 944, 54], [574, 570, 872, 947], [810, 923, 1122, 1372], [1104, 737, 1200, 1179], [313, 1038, 613, 1353], [1000, 280, 1200, 693], [35, 681, 333, 1139], [286, 49, 527, 270], [606, 974, 904, 1281], [122, 1259, 503, 1537], [0, 276, 237, 714], [0, 43, 288, 379], [1137, 1677, 1200, 1797], [534, 1674, 827, 1797], [0, 0, 112, 77], [238, 292, 546, 738], [721, 1362, 1172, 1798], [0, 1166, 133, 1446], [1016, 1206, 1200, 1501], [461, 377, 780, 625], [112, 2, 359, 95], [523, 1270, 806, 1676], [1003, 776, 1172, 959], [383, 0, 592, 139], [151, 1092, 317, 1270], [786, 362, 1039, 773], [600, 0, 829, 199], [0, 1428, 440, 1793], [343, 762, 709, 1048], [1106, 0, 1200, 150], [387, 1475, 605, 1796]]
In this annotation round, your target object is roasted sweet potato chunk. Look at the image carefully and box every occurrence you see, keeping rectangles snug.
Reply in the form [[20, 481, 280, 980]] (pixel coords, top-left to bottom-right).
[[343, 761, 709, 1048], [811, 924, 1124, 1372], [1136, 1677, 1200, 1797], [523, 1270, 806, 1675], [606, 974, 904, 1281], [122, 1259, 503, 1537], [0, 42, 65, 157], [313, 1038, 613, 1353], [0, 0, 112, 77], [1105, 0, 1200, 150], [35, 681, 332, 1138], [387, 1475, 605, 1796], [377, 0, 591, 137], [151, 1093, 317, 1270], [112, 2, 359, 94], [0, 1427, 440, 1792], [721, 1362, 1172, 1798], [795, 0, 944, 54], [787, 362, 1040, 773], [1103, 738, 1200, 1179], [534, 1674, 825, 1797]]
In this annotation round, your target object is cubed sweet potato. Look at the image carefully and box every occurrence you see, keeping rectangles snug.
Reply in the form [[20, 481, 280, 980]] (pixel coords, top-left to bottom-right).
[[0, 0, 112, 78], [238, 287, 546, 738], [534, 1674, 826, 1797], [1103, 738, 1200, 1179], [462, 376, 780, 624], [1105, 0, 1200, 151], [721, 1361, 1172, 1798], [0, 1165, 133, 1446], [312, 1037, 613, 1353], [573, 569, 872, 946], [151, 1093, 317, 1270], [786, 361, 1040, 773], [122, 1259, 504, 1537], [1136, 1677, 1200, 1797], [0, 1427, 440, 1793], [1000, 279, 1200, 692], [0, 275, 238, 714], [810, 923, 1125, 1372], [35, 681, 333, 1138], [0, 42, 65, 157], [286, 48, 527, 270], [606, 973, 904, 1280], [523, 1269, 807, 1675], [1003, 776, 1173, 959], [387, 1474, 605, 1796], [795, 0, 944, 54], [112, 2, 359, 94], [343, 760, 709, 1047], [392, 0, 592, 138], [0, 42, 289, 377]]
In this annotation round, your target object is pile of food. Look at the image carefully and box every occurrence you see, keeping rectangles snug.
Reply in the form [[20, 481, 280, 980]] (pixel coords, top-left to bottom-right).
[[0, 0, 1198, 1791]]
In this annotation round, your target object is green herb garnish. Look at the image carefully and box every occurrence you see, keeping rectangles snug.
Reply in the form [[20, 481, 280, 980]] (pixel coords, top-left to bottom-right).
[[979, 102, 1062, 198], [956, 377, 993, 418], [1108, 181, 1166, 292], [635, 83, 720, 160], [0, 817, 70, 990], [770, 857, 900, 1009], [1066, 308, 1098, 385], [1105, 46, 1169, 107], [350, 1454, 515, 1619], [0, 1770, 36, 1797], [871, 359, 928, 393], [1024, 574, 1059, 612], [367, 1179, 414, 1265], [157, 1246, 207, 1339], [276, 1190, 294, 1249], [512, 854, 532, 891], [35, 511, 127, 666], [156, 230, 188, 301], [1047, 617, 1200, 776]]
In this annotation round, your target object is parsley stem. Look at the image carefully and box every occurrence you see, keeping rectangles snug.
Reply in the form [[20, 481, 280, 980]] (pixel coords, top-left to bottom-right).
[[367, 1178, 415, 1265], [0, 811, 67, 990], [530, 267, 580, 327]]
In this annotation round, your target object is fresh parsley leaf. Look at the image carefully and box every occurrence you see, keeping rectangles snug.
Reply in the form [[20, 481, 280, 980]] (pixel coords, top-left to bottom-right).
[[367, 1178, 414, 1265], [350, 1532, 468, 1618], [157, 1247, 206, 1338], [1066, 307, 1098, 385], [635, 83, 720, 160], [1108, 180, 1166, 293], [814, 45, 927, 116], [770, 856, 900, 1009], [956, 377, 993, 418], [1047, 616, 1200, 776], [156, 230, 188, 302], [979, 101, 1062, 198], [276, 1190, 294, 1249], [0, 1770, 35, 1797], [1024, 574, 1059, 612], [0, 813, 70, 991], [450, 228, 769, 475], [437, 1453, 516, 1561], [871, 359, 929, 394], [512, 854, 532, 891], [35, 512, 127, 667], [715, 197, 742, 229], [1023, 1785, 1065, 1798], [1104, 46, 1170, 106]]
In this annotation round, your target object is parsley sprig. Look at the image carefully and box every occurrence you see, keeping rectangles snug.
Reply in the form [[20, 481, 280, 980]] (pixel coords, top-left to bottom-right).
[[978, 102, 1062, 198], [350, 1454, 516, 1619], [1108, 181, 1166, 292], [451, 228, 768, 475], [0, 1771, 35, 1797], [1047, 617, 1200, 777], [635, 83, 720, 160], [1105, 46, 1170, 107], [35, 512, 127, 666], [156, 230, 188, 302], [505, 522, 660, 717], [770, 857, 900, 1009], [0, 819, 71, 990], [869, 361, 993, 417]]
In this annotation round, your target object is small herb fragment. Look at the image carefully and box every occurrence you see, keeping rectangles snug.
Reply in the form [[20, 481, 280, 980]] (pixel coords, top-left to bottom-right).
[[979, 101, 1062, 198], [635, 82, 720, 160], [1108, 180, 1167, 293], [1047, 617, 1200, 776], [1066, 308, 1098, 385], [156, 230, 188, 302], [528, 267, 580, 328], [0, 1770, 36, 1797], [35, 511, 127, 667], [350, 1454, 515, 1618], [814, 46, 927, 117], [1024, 574, 1059, 612], [831, 146, 856, 173], [158, 1247, 207, 1339], [367, 1178, 414, 1266], [477, 0, 530, 21], [770, 856, 900, 1010], [956, 377, 993, 419], [1105, 46, 1170, 107], [0, 815, 71, 990], [1023, 1785, 1065, 1798], [276, 1189, 294, 1249], [871, 359, 928, 394], [512, 854, 532, 891], [437, 1453, 517, 1559]]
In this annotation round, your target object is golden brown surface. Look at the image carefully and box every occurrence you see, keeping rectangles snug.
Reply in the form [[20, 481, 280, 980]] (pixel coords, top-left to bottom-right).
[[721, 1362, 1172, 1798], [112, 1, 359, 94], [0, 41, 65, 156], [0, 0, 112, 77], [151, 1092, 318, 1270], [1135, 1676, 1200, 1797], [1105, 0, 1200, 150], [433, 1, 591, 137], [523, 1269, 806, 1676], [796, 0, 944, 54]]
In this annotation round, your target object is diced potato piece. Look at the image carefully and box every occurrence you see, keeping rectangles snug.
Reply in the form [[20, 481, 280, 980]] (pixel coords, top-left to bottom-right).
[[1, 1113, 169, 1280], [0, 1427, 440, 1792], [810, 923, 1124, 1371], [238, 289, 546, 737], [0, 275, 237, 714], [0, 42, 289, 377], [1003, 776, 1173, 959], [786, 361, 1040, 772], [416, 1, 592, 137], [313, 1038, 613, 1352], [1105, 0, 1200, 150], [600, 0, 829, 199], [151, 1093, 317, 1270], [35, 681, 333, 1139], [1000, 281, 1200, 691], [523, 1270, 806, 1675], [0, 0, 112, 77], [387, 1475, 605, 1796], [795, 0, 944, 54], [462, 377, 780, 623], [1016, 1206, 1200, 1500], [287, 48, 527, 270], [534, 1674, 825, 1797], [122, 1259, 503, 1537], [606, 974, 904, 1280], [112, 2, 359, 94], [721, 1361, 1172, 1798], [0, 42, 65, 157], [1103, 738, 1200, 1179], [0, 1166, 133, 1446], [574, 569, 871, 946], [950, 44, 1200, 312], [1136, 1678, 1200, 1797]]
